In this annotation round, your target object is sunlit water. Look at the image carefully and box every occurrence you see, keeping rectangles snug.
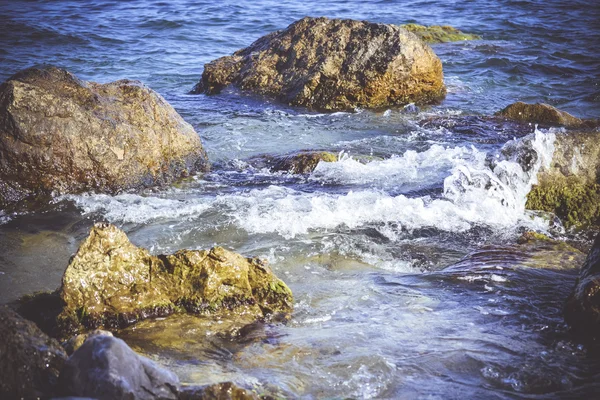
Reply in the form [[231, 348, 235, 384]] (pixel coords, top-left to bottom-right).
[[1, 0, 599, 398]]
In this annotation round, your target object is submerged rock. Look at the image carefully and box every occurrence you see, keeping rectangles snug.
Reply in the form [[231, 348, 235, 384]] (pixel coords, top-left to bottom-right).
[[525, 131, 600, 228], [193, 16, 446, 111], [59, 334, 179, 400], [249, 151, 338, 174], [496, 102, 597, 128], [0, 66, 209, 210], [0, 306, 67, 399], [179, 382, 260, 400], [57, 223, 293, 336], [565, 233, 600, 341], [401, 23, 481, 43]]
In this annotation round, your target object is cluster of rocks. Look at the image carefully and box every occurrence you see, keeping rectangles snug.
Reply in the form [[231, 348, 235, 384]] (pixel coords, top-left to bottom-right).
[[1, 13, 600, 397], [2, 222, 291, 398], [1, 307, 262, 399]]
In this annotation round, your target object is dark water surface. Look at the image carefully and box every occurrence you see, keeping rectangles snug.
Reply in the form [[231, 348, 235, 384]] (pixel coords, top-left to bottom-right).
[[1, 0, 600, 398]]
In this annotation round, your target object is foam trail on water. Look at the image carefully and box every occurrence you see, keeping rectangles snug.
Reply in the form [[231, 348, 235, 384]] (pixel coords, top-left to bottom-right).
[[64, 129, 556, 239]]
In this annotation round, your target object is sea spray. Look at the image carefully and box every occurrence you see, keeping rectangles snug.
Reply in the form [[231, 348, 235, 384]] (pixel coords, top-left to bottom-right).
[[61, 129, 556, 239]]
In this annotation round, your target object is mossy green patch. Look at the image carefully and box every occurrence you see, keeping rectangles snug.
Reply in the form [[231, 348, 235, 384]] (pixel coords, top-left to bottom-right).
[[526, 180, 600, 228], [401, 23, 481, 44]]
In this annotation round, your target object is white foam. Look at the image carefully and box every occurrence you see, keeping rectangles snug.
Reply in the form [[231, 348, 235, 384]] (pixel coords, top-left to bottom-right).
[[61, 193, 211, 224], [65, 129, 556, 239]]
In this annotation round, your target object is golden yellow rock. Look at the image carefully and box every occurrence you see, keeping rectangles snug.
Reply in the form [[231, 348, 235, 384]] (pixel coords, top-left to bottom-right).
[[193, 17, 446, 112]]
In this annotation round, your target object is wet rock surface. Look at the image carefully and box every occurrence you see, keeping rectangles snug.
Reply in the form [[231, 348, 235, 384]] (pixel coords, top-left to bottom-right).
[[57, 223, 293, 336], [0, 306, 67, 399], [496, 101, 597, 128], [565, 233, 600, 341], [193, 17, 445, 111], [0, 66, 209, 210], [58, 334, 179, 400], [248, 151, 338, 174], [525, 130, 600, 228], [401, 23, 481, 43]]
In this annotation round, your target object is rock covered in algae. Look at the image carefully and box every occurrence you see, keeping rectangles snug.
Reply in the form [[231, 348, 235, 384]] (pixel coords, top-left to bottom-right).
[[58, 334, 179, 400], [193, 16, 446, 111], [249, 151, 338, 174], [400, 23, 480, 43], [565, 232, 600, 341], [525, 130, 600, 228], [496, 101, 593, 128], [0, 306, 67, 399], [57, 223, 293, 335], [0, 66, 209, 210]]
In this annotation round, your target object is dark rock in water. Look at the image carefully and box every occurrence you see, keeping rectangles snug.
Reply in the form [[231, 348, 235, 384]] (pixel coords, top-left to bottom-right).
[[419, 115, 534, 143], [178, 382, 260, 400], [565, 233, 600, 341], [526, 130, 600, 228], [249, 151, 338, 174], [496, 101, 598, 128], [56, 223, 293, 337], [0, 65, 209, 210], [193, 17, 446, 111], [401, 23, 481, 43], [0, 306, 67, 399], [58, 334, 179, 400]]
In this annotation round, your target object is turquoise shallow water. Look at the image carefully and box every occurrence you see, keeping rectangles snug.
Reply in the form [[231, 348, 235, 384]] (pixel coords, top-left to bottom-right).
[[1, 0, 600, 398]]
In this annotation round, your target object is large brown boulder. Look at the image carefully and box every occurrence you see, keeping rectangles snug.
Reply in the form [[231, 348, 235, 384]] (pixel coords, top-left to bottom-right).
[[565, 232, 600, 341], [0, 306, 68, 399], [0, 66, 209, 209], [525, 131, 600, 228], [57, 223, 293, 337], [193, 17, 446, 111]]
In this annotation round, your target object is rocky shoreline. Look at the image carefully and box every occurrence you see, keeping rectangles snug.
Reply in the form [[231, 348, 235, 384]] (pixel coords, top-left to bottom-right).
[[1, 15, 599, 399]]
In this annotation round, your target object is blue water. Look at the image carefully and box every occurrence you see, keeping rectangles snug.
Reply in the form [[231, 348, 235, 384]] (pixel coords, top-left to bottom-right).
[[1, 0, 600, 398]]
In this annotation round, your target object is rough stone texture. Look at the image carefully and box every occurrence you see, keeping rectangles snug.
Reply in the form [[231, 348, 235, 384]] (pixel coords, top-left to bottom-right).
[[59, 334, 179, 400], [565, 232, 600, 341], [0, 66, 209, 209], [0, 306, 68, 399], [193, 17, 445, 111], [525, 131, 600, 228], [249, 151, 338, 174], [401, 24, 481, 43], [57, 223, 293, 336], [178, 382, 260, 400], [496, 102, 597, 128]]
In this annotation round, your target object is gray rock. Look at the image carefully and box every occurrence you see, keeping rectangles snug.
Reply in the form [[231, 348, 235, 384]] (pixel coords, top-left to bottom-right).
[[0, 306, 67, 399], [59, 335, 179, 400]]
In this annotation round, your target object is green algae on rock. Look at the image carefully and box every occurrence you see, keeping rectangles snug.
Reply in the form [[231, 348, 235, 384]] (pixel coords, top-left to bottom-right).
[[57, 223, 293, 336], [249, 151, 338, 174], [193, 17, 446, 111], [525, 130, 600, 229], [0, 306, 67, 399], [401, 23, 481, 43], [0, 66, 209, 210]]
